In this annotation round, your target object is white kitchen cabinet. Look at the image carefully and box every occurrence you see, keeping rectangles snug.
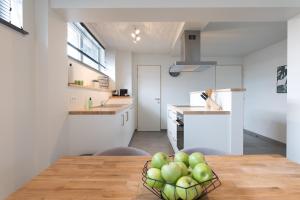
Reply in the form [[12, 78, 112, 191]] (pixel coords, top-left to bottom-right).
[[68, 106, 135, 155], [119, 105, 135, 146], [167, 105, 179, 152], [167, 105, 231, 154], [119, 111, 127, 146], [128, 106, 136, 143], [184, 114, 230, 153]]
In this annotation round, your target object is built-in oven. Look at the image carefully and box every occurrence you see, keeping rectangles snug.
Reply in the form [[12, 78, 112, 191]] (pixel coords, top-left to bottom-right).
[[176, 113, 184, 150]]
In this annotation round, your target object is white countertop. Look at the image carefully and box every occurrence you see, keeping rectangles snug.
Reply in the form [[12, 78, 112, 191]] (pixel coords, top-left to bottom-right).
[[169, 105, 230, 115]]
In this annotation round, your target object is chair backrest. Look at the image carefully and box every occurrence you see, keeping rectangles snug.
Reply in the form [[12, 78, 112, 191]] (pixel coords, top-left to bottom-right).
[[95, 147, 151, 156], [182, 147, 227, 155]]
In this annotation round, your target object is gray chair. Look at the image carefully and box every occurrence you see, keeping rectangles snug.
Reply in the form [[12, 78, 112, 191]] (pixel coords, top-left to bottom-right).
[[95, 147, 151, 156], [182, 147, 227, 155]]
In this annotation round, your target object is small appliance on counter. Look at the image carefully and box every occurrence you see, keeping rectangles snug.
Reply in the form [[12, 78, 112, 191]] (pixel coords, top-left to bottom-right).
[[120, 89, 128, 96]]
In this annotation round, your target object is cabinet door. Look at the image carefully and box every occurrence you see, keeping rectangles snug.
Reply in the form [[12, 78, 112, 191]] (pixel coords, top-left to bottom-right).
[[120, 112, 127, 146], [125, 109, 131, 146], [167, 109, 177, 140], [128, 107, 135, 143]]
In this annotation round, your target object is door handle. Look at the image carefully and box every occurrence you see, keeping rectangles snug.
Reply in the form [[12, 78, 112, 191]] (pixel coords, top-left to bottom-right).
[[155, 98, 160, 104]]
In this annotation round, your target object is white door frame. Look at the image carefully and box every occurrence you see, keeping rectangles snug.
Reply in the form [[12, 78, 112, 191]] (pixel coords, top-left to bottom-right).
[[137, 65, 161, 131]]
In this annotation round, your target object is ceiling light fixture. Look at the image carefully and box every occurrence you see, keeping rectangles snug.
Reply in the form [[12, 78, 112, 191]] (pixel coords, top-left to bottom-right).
[[135, 29, 140, 35], [132, 27, 141, 44]]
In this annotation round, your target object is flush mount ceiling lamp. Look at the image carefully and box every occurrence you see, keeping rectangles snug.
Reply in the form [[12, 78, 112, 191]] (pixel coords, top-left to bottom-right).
[[131, 27, 141, 44]]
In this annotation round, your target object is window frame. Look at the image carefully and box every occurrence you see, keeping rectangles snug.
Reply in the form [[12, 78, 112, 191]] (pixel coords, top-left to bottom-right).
[[67, 22, 106, 72], [0, 0, 28, 35]]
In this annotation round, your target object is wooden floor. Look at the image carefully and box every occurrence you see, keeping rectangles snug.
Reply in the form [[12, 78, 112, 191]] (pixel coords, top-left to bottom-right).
[[129, 130, 286, 156]]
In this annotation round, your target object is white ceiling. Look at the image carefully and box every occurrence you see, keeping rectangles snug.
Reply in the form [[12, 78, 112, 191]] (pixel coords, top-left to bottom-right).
[[51, 0, 300, 8], [179, 21, 287, 57], [201, 22, 287, 57], [89, 22, 183, 54], [55, 0, 292, 57], [89, 21, 287, 57]]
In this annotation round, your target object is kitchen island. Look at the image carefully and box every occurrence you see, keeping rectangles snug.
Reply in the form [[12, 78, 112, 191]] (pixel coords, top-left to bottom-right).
[[8, 155, 300, 199], [167, 88, 245, 154]]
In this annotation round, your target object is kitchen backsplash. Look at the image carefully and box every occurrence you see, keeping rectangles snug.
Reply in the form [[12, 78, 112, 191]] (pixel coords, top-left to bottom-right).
[[67, 58, 113, 110]]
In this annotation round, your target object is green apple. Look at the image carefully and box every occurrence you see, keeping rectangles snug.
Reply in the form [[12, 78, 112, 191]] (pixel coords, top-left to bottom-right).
[[176, 176, 203, 200], [192, 163, 213, 184], [161, 162, 182, 184], [174, 151, 189, 167], [151, 152, 169, 169], [162, 184, 179, 200], [146, 168, 165, 189], [176, 161, 189, 176], [189, 152, 205, 169]]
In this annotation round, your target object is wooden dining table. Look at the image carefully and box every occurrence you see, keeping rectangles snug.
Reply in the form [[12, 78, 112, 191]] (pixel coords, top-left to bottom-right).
[[7, 155, 300, 200]]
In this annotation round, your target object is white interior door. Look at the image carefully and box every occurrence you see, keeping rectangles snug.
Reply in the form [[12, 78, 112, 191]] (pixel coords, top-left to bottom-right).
[[138, 66, 161, 131]]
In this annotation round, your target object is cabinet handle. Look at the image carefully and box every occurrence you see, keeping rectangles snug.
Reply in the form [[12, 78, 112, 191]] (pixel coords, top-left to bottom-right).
[[121, 114, 125, 126], [126, 111, 129, 122], [173, 120, 181, 126]]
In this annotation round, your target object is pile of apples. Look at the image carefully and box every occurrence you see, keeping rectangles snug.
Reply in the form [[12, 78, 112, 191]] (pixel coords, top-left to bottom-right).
[[145, 151, 213, 200]]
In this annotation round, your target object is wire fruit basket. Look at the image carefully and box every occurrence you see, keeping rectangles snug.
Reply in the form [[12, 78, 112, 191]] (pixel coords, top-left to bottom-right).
[[141, 159, 221, 200]]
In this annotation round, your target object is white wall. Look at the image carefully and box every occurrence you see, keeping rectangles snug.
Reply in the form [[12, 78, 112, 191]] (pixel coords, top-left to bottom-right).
[[33, 0, 70, 175], [67, 59, 112, 110], [0, 0, 36, 199], [115, 50, 133, 95], [68, 58, 105, 86], [133, 54, 243, 129], [0, 2, 132, 199], [243, 40, 287, 143], [287, 14, 300, 163], [216, 66, 242, 89], [0, 1, 88, 198]]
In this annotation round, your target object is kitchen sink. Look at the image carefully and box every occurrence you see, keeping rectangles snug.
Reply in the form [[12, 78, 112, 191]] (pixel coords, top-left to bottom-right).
[[98, 104, 126, 108]]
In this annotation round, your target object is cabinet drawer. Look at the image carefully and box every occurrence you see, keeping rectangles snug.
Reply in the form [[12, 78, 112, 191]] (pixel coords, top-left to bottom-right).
[[169, 120, 177, 132], [168, 109, 177, 121]]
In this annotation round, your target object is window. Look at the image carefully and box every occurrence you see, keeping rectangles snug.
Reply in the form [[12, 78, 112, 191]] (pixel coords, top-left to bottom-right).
[[67, 22, 106, 72], [0, 0, 28, 34]]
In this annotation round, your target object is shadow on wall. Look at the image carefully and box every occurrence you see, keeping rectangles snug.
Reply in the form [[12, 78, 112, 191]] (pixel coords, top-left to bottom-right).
[[245, 109, 286, 143], [269, 119, 286, 142], [50, 115, 69, 163]]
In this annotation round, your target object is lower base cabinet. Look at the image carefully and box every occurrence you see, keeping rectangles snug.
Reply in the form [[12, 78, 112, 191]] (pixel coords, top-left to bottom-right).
[[68, 105, 136, 155]]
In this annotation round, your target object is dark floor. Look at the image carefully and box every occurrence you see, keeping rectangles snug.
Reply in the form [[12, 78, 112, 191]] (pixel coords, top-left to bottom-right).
[[129, 131, 174, 155], [244, 130, 286, 156], [129, 130, 286, 156]]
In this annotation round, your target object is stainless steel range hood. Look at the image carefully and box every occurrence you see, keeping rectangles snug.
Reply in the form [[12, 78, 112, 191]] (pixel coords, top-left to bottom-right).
[[170, 30, 217, 73]]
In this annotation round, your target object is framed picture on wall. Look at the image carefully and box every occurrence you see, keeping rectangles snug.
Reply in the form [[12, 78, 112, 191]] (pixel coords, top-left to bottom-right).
[[277, 65, 287, 93]]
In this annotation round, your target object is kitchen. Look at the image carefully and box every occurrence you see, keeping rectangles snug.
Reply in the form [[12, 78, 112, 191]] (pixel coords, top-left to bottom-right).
[[2, 0, 300, 200]]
